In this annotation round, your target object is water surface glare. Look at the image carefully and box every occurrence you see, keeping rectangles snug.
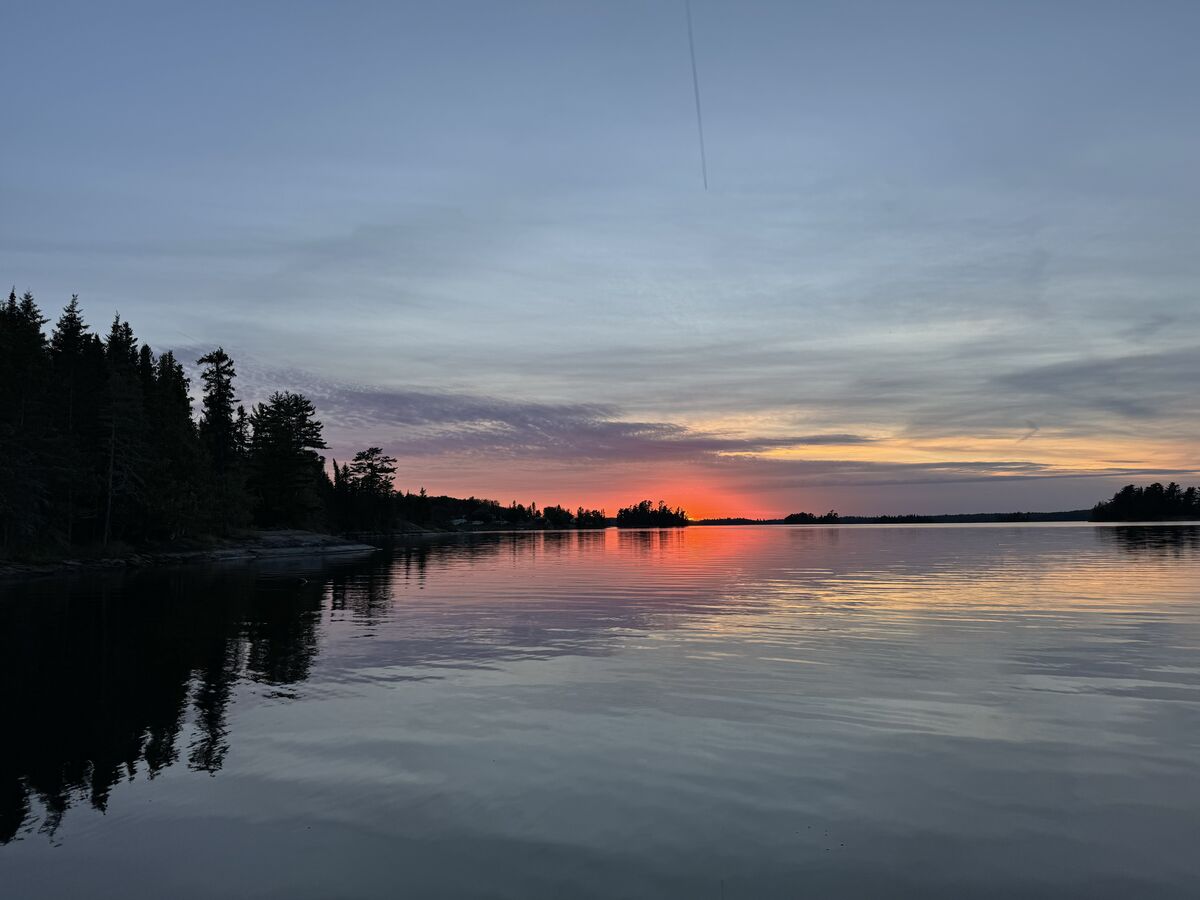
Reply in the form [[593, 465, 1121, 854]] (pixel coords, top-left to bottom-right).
[[3, 525, 1199, 898]]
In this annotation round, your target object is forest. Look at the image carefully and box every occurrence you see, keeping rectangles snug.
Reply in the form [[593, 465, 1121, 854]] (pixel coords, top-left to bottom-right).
[[0, 290, 614, 556], [1091, 483, 1200, 522]]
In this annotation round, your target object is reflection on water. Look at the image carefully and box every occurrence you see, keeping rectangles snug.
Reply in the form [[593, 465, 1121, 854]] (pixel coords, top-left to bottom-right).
[[2, 525, 1199, 898], [0, 562, 329, 842], [1102, 523, 1200, 555]]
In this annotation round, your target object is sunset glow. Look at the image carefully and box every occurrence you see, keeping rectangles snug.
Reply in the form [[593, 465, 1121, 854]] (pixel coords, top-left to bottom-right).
[[6, 1, 1198, 517]]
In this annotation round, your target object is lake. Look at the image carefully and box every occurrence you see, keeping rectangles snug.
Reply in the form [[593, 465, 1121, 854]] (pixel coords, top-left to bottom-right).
[[2, 524, 1199, 898]]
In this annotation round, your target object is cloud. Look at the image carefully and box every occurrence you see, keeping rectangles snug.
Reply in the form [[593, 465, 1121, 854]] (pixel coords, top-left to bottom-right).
[[995, 348, 1200, 421], [176, 354, 1199, 504], [287, 375, 875, 463], [177, 352, 874, 466]]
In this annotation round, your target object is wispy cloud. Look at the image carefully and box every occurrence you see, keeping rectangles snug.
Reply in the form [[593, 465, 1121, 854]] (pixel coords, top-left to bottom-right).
[[180, 355, 874, 464]]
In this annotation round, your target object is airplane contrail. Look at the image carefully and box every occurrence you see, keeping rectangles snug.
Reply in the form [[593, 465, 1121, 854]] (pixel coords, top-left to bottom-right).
[[685, 0, 708, 190]]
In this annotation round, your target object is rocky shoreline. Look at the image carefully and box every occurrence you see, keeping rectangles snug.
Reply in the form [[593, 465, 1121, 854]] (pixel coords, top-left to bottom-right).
[[0, 530, 379, 581]]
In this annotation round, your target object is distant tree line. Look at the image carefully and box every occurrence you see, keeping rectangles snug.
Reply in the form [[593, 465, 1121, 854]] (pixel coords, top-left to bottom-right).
[[783, 510, 840, 524], [694, 510, 1093, 525], [835, 511, 1089, 524], [765, 488, 1200, 526], [615, 500, 689, 528], [329, 470, 608, 536], [1091, 483, 1200, 522]]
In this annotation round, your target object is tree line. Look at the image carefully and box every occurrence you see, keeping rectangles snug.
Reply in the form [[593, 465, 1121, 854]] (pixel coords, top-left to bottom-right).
[[1091, 483, 1200, 522], [780, 486, 1200, 525], [783, 510, 840, 524], [614, 500, 689, 527], [0, 290, 617, 555]]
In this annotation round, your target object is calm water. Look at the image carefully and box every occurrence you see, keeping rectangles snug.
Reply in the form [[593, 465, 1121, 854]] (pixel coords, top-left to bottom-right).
[[2, 525, 1199, 898]]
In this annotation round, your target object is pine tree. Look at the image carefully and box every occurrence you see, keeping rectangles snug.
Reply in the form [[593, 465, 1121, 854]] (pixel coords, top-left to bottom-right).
[[49, 296, 96, 543], [144, 351, 202, 540], [341, 447, 397, 531], [100, 315, 149, 545], [196, 348, 246, 533], [246, 392, 327, 528], [197, 348, 237, 472]]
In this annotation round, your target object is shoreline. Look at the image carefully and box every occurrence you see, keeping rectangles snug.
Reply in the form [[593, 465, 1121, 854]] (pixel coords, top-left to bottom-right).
[[7, 519, 1197, 582], [0, 530, 379, 581]]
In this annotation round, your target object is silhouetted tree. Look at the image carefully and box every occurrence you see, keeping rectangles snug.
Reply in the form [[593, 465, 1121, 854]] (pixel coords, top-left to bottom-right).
[[783, 510, 840, 524], [541, 504, 575, 528], [332, 447, 397, 532], [615, 500, 689, 527], [348, 447, 397, 497], [1092, 482, 1200, 522], [197, 348, 237, 470], [197, 348, 247, 533], [49, 296, 104, 543], [246, 391, 328, 528], [575, 507, 607, 528], [100, 314, 151, 545], [144, 351, 203, 539]]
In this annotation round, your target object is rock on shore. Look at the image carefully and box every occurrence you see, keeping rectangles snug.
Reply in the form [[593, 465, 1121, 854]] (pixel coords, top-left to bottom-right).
[[1, 530, 379, 581]]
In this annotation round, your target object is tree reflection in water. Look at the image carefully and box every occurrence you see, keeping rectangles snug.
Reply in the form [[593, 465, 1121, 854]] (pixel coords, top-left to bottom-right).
[[0, 561, 336, 843]]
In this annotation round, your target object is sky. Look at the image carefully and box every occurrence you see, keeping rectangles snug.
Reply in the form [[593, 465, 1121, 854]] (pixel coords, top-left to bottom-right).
[[3, 0, 1198, 517]]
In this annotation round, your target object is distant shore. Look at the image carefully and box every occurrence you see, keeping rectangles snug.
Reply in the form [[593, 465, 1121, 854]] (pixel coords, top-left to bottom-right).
[[695, 510, 1093, 526]]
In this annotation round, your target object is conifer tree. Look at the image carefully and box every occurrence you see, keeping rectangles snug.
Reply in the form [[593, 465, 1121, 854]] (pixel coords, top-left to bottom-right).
[[49, 296, 98, 543], [197, 348, 237, 472], [197, 348, 245, 533], [101, 314, 149, 545], [246, 391, 327, 528], [144, 351, 202, 539]]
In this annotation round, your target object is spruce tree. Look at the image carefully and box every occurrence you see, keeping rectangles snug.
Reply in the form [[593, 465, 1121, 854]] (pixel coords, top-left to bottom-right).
[[196, 348, 246, 533], [246, 392, 327, 528], [100, 314, 148, 545], [49, 296, 95, 543]]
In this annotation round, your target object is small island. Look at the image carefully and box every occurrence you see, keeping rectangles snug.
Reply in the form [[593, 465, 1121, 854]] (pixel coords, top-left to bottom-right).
[[614, 500, 690, 528], [1090, 483, 1200, 522]]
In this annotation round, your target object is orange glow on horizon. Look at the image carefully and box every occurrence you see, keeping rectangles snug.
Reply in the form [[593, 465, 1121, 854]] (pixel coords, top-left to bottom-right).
[[369, 427, 1197, 520]]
